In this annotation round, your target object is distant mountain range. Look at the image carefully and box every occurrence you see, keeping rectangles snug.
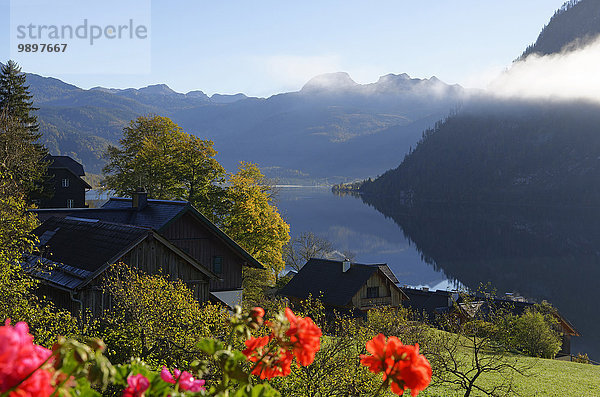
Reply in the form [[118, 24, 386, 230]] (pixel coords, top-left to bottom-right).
[[24, 68, 464, 183], [361, 0, 600, 206]]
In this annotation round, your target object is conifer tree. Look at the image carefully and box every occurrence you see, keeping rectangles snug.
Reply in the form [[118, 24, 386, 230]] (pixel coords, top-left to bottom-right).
[[0, 60, 48, 198], [0, 60, 39, 136]]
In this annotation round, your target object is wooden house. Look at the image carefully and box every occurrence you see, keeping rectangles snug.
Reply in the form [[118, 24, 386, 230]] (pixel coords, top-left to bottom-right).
[[39, 156, 92, 208], [279, 258, 408, 314], [32, 191, 264, 308], [23, 217, 217, 317]]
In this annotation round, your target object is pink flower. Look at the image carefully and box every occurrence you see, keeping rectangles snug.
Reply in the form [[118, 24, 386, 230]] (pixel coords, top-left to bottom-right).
[[122, 374, 150, 397], [0, 320, 55, 397], [160, 366, 205, 392]]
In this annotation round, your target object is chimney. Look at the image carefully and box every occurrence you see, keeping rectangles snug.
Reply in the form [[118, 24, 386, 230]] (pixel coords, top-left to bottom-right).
[[132, 187, 147, 211], [342, 259, 351, 273]]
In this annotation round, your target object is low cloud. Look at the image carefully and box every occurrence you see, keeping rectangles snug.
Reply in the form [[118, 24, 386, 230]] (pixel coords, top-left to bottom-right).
[[257, 54, 342, 91], [487, 36, 600, 102]]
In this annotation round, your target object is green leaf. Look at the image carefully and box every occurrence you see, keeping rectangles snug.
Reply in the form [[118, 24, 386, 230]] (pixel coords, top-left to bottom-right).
[[234, 384, 281, 397], [197, 338, 225, 356]]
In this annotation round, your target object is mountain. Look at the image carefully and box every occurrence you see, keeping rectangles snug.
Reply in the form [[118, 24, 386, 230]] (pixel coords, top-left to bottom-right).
[[521, 0, 600, 58], [27, 71, 464, 182], [361, 98, 600, 206], [361, 0, 600, 206]]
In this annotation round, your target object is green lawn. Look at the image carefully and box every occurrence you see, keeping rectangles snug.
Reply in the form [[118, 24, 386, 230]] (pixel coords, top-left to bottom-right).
[[420, 355, 600, 397]]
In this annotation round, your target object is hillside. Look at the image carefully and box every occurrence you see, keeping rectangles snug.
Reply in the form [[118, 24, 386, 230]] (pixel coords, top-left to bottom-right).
[[521, 0, 600, 57], [26, 71, 464, 181], [362, 0, 600, 206], [361, 99, 600, 206]]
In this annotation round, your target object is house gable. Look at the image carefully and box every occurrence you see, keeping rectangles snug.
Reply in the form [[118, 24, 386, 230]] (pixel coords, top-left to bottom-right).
[[160, 211, 245, 291], [40, 156, 91, 209], [25, 217, 216, 316], [280, 258, 406, 310], [351, 271, 405, 310]]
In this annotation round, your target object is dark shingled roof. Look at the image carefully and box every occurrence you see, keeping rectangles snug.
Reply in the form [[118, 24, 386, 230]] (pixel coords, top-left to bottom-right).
[[47, 156, 85, 176], [33, 199, 188, 230], [32, 198, 264, 269], [279, 258, 404, 307], [33, 217, 151, 273], [27, 216, 217, 291], [401, 288, 455, 316]]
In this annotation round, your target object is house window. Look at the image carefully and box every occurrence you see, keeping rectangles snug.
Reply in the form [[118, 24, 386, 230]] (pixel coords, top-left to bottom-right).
[[212, 256, 223, 274], [67, 199, 74, 208], [62, 178, 70, 187], [367, 287, 379, 299]]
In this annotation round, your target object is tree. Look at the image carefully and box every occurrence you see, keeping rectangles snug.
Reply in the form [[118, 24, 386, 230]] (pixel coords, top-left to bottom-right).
[[283, 232, 355, 272], [284, 232, 333, 271], [0, 175, 77, 347], [103, 117, 291, 304], [0, 60, 39, 134], [222, 162, 290, 298], [103, 115, 227, 220], [508, 305, 562, 358], [97, 263, 229, 367], [0, 61, 48, 198], [426, 294, 531, 397]]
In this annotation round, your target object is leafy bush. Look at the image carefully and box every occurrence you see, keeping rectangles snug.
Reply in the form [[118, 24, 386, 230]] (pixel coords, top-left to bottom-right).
[[510, 310, 562, 358]]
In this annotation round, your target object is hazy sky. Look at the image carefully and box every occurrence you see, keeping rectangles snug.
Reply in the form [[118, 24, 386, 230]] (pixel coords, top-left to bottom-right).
[[0, 0, 568, 97]]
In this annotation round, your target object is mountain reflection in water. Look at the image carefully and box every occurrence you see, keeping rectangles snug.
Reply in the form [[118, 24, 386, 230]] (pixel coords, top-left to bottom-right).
[[360, 193, 600, 361], [276, 187, 599, 360]]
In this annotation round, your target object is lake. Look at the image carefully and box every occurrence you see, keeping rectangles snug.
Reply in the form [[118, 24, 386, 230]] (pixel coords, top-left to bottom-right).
[[275, 186, 599, 361], [87, 187, 598, 360]]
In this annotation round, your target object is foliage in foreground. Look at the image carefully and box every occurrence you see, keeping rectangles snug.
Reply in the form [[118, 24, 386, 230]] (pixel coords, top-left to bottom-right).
[[0, 305, 432, 396]]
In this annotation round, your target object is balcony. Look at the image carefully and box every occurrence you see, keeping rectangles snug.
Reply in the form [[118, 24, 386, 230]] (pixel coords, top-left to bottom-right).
[[360, 295, 392, 309]]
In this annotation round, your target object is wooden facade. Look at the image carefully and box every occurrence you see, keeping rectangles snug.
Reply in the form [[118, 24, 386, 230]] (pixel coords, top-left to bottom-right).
[[28, 219, 214, 318], [279, 259, 407, 314], [351, 272, 404, 310], [161, 212, 245, 291]]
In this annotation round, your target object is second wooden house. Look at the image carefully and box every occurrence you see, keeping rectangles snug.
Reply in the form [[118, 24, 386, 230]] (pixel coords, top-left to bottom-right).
[[279, 258, 408, 315]]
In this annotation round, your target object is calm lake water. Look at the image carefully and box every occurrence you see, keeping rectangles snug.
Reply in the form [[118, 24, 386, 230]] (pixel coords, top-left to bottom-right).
[[276, 186, 455, 289], [275, 186, 599, 361], [87, 187, 598, 360]]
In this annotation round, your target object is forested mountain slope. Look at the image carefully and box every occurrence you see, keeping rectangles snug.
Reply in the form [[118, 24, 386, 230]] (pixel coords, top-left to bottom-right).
[[361, 99, 600, 206], [362, 0, 600, 206], [521, 0, 600, 57]]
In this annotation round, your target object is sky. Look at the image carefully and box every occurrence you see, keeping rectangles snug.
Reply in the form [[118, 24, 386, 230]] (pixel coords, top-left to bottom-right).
[[0, 0, 569, 97]]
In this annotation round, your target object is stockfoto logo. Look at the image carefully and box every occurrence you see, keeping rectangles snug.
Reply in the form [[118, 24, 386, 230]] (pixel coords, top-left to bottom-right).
[[15, 19, 149, 45]]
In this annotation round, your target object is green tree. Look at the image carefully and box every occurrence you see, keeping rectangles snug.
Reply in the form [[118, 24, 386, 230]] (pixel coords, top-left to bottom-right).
[[97, 263, 229, 368], [510, 308, 562, 358], [0, 60, 39, 133], [0, 175, 77, 346], [103, 117, 291, 303], [0, 61, 48, 198], [103, 115, 226, 220]]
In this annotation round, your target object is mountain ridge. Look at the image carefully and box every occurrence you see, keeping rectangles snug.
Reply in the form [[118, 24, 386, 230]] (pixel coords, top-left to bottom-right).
[[24, 70, 464, 181]]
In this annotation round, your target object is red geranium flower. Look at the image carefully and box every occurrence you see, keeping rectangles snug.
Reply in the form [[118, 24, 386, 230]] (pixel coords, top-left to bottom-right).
[[361, 334, 431, 396], [122, 374, 149, 397], [284, 308, 322, 366], [0, 320, 55, 397], [243, 308, 322, 379], [160, 367, 205, 392], [250, 307, 265, 321]]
